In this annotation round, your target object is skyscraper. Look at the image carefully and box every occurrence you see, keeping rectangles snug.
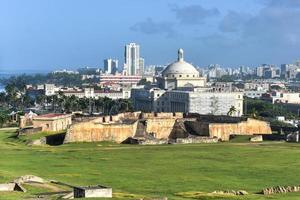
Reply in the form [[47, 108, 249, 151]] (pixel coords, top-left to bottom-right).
[[124, 43, 144, 76], [139, 57, 144, 75], [104, 59, 118, 74]]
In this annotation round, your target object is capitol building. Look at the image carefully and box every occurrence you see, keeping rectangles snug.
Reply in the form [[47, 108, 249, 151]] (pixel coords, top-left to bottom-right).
[[156, 49, 206, 90], [131, 49, 243, 116]]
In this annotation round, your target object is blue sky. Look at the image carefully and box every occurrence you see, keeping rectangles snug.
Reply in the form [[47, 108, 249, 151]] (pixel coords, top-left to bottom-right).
[[0, 0, 300, 72]]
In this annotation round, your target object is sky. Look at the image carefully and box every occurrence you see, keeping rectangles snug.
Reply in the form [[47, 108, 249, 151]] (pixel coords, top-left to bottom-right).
[[1, 0, 300, 72]]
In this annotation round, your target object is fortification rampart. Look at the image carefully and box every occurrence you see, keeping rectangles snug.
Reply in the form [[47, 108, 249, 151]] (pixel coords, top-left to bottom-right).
[[64, 118, 138, 143], [208, 118, 272, 141], [63, 113, 272, 144]]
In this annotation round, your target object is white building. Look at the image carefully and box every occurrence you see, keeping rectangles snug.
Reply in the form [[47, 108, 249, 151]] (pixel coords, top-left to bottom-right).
[[207, 64, 226, 79], [244, 90, 266, 99], [244, 81, 270, 91], [131, 87, 243, 116], [100, 74, 142, 86], [104, 59, 118, 75], [131, 49, 243, 116], [267, 91, 300, 104], [53, 69, 79, 74], [124, 43, 144, 76], [139, 57, 145, 75], [156, 49, 206, 90], [62, 87, 131, 100], [44, 84, 56, 96]]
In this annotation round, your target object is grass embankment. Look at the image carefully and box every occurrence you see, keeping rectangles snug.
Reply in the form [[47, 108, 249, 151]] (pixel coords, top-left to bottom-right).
[[12, 130, 66, 144], [0, 129, 299, 199]]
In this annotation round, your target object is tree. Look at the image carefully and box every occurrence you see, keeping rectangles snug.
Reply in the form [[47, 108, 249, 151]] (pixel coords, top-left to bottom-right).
[[0, 108, 9, 128], [137, 78, 151, 86], [0, 92, 6, 106]]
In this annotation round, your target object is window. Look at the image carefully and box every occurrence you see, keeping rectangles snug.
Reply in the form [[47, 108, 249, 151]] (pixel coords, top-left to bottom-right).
[[179, 75, 182, 77], [187, 75, 189, 77]]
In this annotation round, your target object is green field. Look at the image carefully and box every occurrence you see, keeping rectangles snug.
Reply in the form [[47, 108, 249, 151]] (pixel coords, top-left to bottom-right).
[[0, 128, 300, 200]]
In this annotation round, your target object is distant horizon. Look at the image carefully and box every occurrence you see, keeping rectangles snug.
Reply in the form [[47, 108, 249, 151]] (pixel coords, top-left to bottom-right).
[[1, 58, 300, 74]]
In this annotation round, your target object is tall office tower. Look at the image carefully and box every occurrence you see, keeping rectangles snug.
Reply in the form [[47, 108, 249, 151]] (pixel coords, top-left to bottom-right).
[[139, 57, 145, 75], [124, 43, 142, 75], [104, 59, 118, 74]]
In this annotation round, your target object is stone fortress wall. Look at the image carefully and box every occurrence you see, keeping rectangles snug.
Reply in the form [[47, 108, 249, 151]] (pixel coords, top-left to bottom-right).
[[208, 118, 272, 141], [64, 117, 138, 144], [64, 112, 272, 144]]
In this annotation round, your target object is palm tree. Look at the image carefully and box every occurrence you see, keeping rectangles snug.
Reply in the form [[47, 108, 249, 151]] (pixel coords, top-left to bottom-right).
[[5, 84, 19, 109], [0, 109, 9, 128], [0, 92, 6, 106], [227, 106, 237, 116]]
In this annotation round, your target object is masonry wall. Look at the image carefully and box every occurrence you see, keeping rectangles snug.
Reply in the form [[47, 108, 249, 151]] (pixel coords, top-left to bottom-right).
[[209, 118, 272, 141], [63, 113, 183, 143], [146, 118, 177, 139], [32, 117, 71, 132], [64, 118, 138, 143]]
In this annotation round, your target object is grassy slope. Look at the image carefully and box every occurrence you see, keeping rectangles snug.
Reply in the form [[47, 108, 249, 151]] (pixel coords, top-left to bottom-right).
[[0, 129, 300, 200]]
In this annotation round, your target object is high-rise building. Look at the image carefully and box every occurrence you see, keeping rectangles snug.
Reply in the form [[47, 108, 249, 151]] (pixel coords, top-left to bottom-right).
[[124, 43, 144, 76], [139, 57, 144, 75], [256, 64, 279, 78], [104, 59, 118, 74]]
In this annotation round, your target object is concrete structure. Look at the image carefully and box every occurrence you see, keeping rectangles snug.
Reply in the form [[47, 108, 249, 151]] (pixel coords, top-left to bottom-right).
[[263, 91, 300, 104], [244, 81, 270, 91], [207, 64, 226, 79], [256, 64, 279, 79], [124, 43, 144, 76], [44, 84, 56, 96], [0, 183, 25, 192], [104, 58, 118, 75], [100, 74, 142, 86], [244, 90, 266, 99], [62, 87, 131, 99], [32, 113, 72, 131], [73, 185, 112, 198], [281, 63, 300, 79], [131, 87, 243, 116], [139, 57, 145, 75]]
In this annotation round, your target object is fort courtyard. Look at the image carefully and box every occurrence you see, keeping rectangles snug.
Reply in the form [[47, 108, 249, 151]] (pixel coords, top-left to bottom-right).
[[0, 128, 300, 200]]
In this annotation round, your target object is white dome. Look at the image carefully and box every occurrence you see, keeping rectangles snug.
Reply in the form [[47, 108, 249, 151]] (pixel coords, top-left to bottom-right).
[[162, 49, 199, 77]]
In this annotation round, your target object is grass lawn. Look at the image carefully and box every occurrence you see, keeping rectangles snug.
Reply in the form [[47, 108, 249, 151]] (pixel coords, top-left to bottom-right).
[[0, 128, 300, 199]]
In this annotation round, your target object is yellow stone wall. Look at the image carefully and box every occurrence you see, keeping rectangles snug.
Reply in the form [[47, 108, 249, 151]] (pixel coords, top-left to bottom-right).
[[32, 116, 72, 132], [146, 118, 177, 139], [209, 118, 272, 141], [64, 118, 138, 143]]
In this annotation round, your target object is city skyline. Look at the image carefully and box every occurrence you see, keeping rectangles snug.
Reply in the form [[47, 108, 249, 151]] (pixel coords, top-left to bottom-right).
[[1, 0, 300, 71]]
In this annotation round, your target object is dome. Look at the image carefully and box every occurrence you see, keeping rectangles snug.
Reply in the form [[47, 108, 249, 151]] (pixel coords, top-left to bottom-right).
[[162, 49, 199, 77]]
